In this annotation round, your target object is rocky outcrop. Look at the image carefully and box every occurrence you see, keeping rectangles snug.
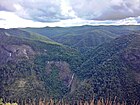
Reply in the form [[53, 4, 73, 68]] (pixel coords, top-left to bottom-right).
[[46, 61, 73, 87], [0, 44, 35, 64]]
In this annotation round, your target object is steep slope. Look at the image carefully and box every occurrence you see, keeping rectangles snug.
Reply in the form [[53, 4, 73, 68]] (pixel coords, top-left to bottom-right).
[[69, 33, 140, 103], [0, 28, 59, 45], [0, 31, 82, 100], [1, 27, 140, 104]]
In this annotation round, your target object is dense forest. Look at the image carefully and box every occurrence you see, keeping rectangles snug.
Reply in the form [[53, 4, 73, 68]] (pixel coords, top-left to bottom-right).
[[0, 26, 140, 105]]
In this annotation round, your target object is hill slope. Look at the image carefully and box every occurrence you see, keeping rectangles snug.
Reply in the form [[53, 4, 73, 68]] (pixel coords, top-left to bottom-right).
[[1, 27, 140, 104], [23, 25, 140, 50], [0, 30, 82, 100], [51, 29, 116, 51], [70, 32, 140, 103], [23, 25, 140, 38], [0, 28, 60, 45]]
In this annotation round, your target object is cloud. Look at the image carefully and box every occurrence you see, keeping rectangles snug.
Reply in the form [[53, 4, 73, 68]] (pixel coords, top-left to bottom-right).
[[0, 11, 47, 28], [114, 17, 138, 25], [18, 0, 64, 22], [0, 18, 5, 21], [135, 16, 140, 23], [69, 0, 140, 20], [69, 0, 110, 19], [0, 0, 140, 21], [96, 0, 140, 20], [0, 0, 17, 12], [0, 0, 140, 28], [0, 0, 77, 22], [0, 0, 69, 22]]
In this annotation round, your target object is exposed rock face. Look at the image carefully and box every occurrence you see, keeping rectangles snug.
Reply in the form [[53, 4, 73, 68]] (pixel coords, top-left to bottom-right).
[[5, 45, 35, 58], [46, 61, 73, 86], [0, 44, 35, 64], [17, 79, 26, 88]]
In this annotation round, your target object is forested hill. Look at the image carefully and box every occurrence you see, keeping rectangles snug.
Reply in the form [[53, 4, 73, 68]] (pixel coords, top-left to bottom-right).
[[0, 26, 140, 104], [23, 25, 140, 38], [70, 32, 140, 103], [0, 29, 82, 100], [23, 25, 140, 51]]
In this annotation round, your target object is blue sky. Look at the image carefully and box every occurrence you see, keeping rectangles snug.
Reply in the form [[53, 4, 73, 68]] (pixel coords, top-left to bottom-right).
[[0, 0, 140, 28]]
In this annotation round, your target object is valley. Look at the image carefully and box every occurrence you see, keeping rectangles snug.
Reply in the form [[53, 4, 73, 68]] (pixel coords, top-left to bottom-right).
[[0, 26, 140, 105]]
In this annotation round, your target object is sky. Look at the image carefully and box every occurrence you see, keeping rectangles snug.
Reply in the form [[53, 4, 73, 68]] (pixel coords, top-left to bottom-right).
[[0, 0, 140, 28]]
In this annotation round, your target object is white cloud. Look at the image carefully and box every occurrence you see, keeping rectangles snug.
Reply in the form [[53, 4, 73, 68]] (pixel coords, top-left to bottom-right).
[[0, 11, 47, 28], [97, 0, 140, 20], [0, 0, 140, 28], [60, 0, 77, 18], [69, 0, 110, 19], [115, 17, 139, 25]]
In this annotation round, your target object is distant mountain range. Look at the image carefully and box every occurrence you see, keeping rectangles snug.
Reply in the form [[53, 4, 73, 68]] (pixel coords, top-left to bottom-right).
[[22, 25, 140, 51], [0, 26, 140, 104]]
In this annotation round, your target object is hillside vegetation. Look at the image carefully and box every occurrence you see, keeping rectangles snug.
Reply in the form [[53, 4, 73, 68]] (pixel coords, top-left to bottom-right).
[[0, 28, 60, 45], [70, 33, 140, 103], [0, 26, 140, 104], [23, 25, 140, 51], [0, 30, 82, 100]]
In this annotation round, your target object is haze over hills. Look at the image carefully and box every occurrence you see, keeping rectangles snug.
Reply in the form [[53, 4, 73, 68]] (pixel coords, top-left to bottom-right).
[[0, 26, 140, 104], [23, 25, 140, 51]]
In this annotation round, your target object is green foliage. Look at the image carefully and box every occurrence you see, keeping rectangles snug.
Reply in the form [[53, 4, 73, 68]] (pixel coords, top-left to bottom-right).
[[0, 98, 3, 105], [70, 34, 140, 103], [1, 26, 140, 103], [0, 28, 60, 45], [23, 25, 140, 51], [0, 29, 82, 100]]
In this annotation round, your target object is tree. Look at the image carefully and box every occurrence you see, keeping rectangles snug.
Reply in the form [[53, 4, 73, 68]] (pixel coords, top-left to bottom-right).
[[0, 98, 3, 105]]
